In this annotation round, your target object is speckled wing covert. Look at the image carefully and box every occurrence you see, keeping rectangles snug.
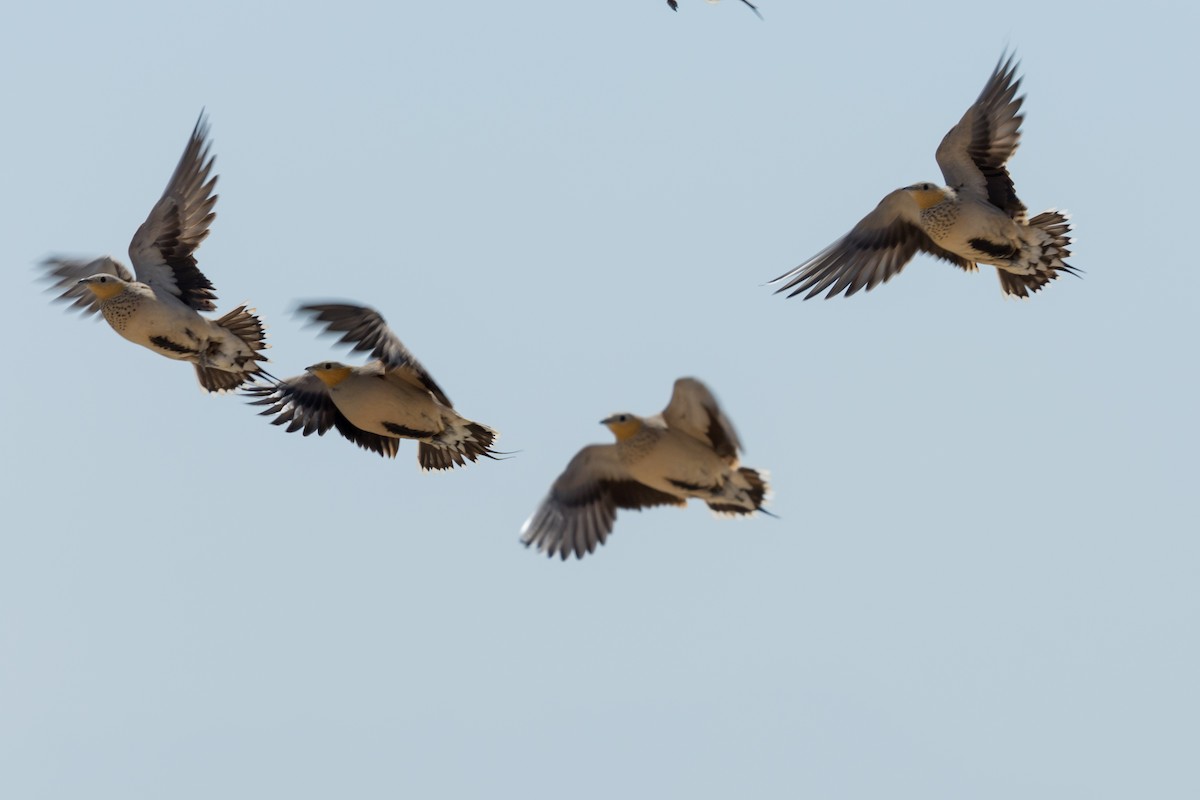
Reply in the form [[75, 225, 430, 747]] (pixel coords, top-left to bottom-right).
[[243, 373, 401, 458], [770, 189, 975, 300], [298, 303, 452, 407], [935, 53, 1027, 219], [659, 377, 741, 460], [127, 113, 221, 310], [521, 445, 685, 560]]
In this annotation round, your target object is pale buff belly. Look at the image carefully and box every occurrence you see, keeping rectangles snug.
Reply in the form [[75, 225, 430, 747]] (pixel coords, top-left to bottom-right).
[[925, 200, 1023, 265], [103, 300, 206, 360], [330, 377, 444, 438]]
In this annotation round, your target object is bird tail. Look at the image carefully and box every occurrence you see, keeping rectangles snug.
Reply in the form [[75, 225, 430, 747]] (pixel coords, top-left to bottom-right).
[[192, 305, 271, 392], [418, 419, 503, 471], [194, 363, 253, 393], [706, 467, 769, 515], [214, 305, 269, 358], [999, 211, 1080, 298]]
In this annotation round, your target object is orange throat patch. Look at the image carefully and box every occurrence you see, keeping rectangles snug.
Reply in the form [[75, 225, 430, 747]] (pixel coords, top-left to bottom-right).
[[310, 365, 355, 388]]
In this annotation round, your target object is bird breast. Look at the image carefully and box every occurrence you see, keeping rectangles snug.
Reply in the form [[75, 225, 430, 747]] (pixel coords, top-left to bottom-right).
[[100, 293, 141, 333], [614, 426, 662, 466], [919, 200, 960, 242], [101, 291, 206, 357]]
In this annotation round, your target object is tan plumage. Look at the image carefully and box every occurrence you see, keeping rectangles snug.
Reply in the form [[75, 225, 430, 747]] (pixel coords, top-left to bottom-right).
[[40, 113, 269, 391], [521, 377, 769, 561], [245, 303, 500, 471], [771, 53, 1077, 300]]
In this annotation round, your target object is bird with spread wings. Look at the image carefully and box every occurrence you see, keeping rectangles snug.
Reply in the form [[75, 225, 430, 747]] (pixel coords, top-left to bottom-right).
[[771, 53, 1076, 300], [41, 114, 269, 391], [521, 377, 770, 561]]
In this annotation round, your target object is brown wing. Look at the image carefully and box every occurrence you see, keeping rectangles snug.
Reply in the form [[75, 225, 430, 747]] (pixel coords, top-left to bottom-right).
[[243, 374, 400, 458], [520, 444, 685, 561], [935, 53, 1027, 220], [298, 302, 453, 407], [661, 377, 741, 459], [39, 256, 135, 316], [771, 188, 975, 300], [128, 112, 220, 310]]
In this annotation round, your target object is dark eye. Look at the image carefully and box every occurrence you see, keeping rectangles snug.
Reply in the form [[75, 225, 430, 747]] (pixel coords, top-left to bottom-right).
[[99, 276, 107, 282], [619, 414, 628, 422], [325, 363, 333, 370]]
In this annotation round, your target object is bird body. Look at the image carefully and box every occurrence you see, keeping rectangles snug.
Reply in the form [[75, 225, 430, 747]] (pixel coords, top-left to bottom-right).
[[308, 360, 496, 470], [313, 361, 446, 439], [606, 414, 764, 515], [521, 378, 769, 560], [247, 304, 500, 471], [771, 54, 1076, 299], [41, 115, 268, 391], [78, 273, 263, 376], [910, 186, 1067, 279]]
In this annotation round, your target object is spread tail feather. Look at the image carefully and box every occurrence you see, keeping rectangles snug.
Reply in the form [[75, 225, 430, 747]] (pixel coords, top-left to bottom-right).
[[215, 305, 269, 357], [194, 305, 270, 393], [706, 466, 769, 515], [417, 420, 502, 471], [1000, 211, 1080, 298], [194, 363, 252, 393]]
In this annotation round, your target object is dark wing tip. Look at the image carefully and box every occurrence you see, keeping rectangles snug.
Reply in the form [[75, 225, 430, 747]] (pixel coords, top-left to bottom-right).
[[740, 0, 764, 18]]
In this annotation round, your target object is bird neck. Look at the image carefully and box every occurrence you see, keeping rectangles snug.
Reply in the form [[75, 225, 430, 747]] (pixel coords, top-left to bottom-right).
[[314, 366, 354, 388]]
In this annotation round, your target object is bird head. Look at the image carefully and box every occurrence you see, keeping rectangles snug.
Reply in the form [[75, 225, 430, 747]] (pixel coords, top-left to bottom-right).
[[78, 273, 127, 301], [904, 182, 948, 210], [306, 361, 355, 388], [601, 413, 643, 442]]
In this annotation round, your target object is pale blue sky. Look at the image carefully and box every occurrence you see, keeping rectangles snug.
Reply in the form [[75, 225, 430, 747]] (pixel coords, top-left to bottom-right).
[[2, 1, 1197, 797]]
